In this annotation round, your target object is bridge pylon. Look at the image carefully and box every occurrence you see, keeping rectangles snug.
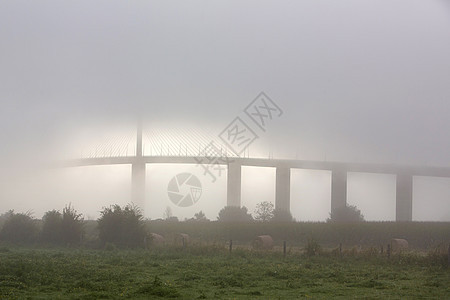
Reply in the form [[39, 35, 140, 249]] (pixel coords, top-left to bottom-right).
[[132, 161, 146, 212], [131, 118, 146, 212], [227, 162, 242, 207], [396, 173, 413, 221], [331, 169, 347, 217], [275, 167, 291, 212]]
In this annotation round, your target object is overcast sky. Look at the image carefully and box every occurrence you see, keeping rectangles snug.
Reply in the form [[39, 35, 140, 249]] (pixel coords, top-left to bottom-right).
[[0, 0, 449, 221]]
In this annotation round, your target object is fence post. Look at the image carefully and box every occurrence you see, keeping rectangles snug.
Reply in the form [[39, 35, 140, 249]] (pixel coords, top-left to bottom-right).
[[380, 245, 383, 255], [229, 240, 232, 253], [387, 244, 391, 258], [182, 237, 186, 249], [339, 243, 342, 256], [283, 241, 287, 258]]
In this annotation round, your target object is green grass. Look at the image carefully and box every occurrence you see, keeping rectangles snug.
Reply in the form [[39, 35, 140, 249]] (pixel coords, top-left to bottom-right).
[[0, 246, 448, 299]]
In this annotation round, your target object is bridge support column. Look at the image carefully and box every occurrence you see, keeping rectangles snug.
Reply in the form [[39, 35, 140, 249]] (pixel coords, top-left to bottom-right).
[[131, 117, 146, 212], [275, 167, 291, 212], [396, 173, 413, 221], [227, 162, 241, 207], [132, 161, 146, 212], [331, 169, 347, 216]]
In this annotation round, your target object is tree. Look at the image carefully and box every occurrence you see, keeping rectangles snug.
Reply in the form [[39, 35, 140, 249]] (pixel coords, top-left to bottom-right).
[[0, 211, 38, 244], [254, 201, 274, 222], [194, 211, 208, 221], [98, 204, 147, 247], [327, 205, 364, 223], [41, 210, 62, 243], [163, 206, 173, 220], [61, 204, 84, 245], [217, 206, 253, 222], [271, 209, 294, 222], [41, 205, 84, 245], [0, 210, 13, 228]]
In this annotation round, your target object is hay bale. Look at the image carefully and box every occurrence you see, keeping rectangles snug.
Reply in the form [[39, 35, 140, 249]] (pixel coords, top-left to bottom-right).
[[145, 233, 165, 248], [252, 235, 274, 250], [175, 233, 190, 247], [391, 238, 408, 252]]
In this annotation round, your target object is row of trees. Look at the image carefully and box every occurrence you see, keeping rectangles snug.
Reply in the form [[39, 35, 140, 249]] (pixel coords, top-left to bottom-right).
[[216, 203, 294, 222], [160, 202, 296, 223], [0, 202, 364, 247], [159, 203, 294, 223], [216, 201, 364, 223], [0, 204, 147, 247], [0, 205, 84, 245], [163, 202, 363, 223]]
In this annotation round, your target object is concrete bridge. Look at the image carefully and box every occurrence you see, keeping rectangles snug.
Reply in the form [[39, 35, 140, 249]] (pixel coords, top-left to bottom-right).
[[61, 123, 450, 221]]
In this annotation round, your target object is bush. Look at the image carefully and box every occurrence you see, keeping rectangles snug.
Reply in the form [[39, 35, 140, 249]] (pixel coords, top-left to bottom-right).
[[217, 206, 253, 222], [41, 210, 62, 243], [61, 205, 84, 245], [271, 209, 294, 222], [194, 211, 209, 222], [0, 211, 38, 244], [328, 205, 364, 223], [185, 211, 209, 222], [41, 205, 84, 245], [98, 204, 147, 247], [304, 237, 321, 256], [0, 210, 14, 228]]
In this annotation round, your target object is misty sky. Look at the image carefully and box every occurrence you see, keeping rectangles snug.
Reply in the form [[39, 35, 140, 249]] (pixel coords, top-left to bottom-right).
[[0, 0, 449, 221]]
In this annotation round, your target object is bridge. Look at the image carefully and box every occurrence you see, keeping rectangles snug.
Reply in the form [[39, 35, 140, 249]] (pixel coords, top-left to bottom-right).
[[61, 122, 450, 221]]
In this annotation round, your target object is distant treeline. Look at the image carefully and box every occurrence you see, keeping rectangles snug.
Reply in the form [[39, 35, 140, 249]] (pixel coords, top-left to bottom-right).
[[0, 204, 449, 250]]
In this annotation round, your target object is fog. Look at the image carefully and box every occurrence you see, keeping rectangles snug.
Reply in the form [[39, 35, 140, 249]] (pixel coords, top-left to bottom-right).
[[0, 0, 449, 221]]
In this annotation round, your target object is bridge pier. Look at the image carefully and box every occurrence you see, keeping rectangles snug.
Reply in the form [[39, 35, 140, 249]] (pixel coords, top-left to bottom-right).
[[227, 162, 241, 207], [331, 169, 347, 216], [131, 161, 146, 211], [275, 167, 291, 212], [396, 173, 413, 221], [132, 119, 146, 212]]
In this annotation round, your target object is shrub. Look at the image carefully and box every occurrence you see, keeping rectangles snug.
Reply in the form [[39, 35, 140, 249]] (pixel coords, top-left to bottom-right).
[[98, 204, 147, 247], [194, 211, 209, 222], [41, 210, 62, 243], [0, 210, 14, 228], [61, 204, 84, 245], [327, 205, 364, 223], [271, 209, 294, 222], [41, 205, 84, 245], [217, 206, 253, 222], [304, 237, 321, 256], [0, 211, 38, 244]]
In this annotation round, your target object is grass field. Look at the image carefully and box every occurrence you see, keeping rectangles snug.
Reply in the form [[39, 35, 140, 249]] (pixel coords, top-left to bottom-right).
[[0, 245, 448, 299]]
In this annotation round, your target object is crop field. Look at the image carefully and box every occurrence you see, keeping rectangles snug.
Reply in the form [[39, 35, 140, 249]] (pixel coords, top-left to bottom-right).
[[0, 245, 448, 299], [143, 221, 450, 249]]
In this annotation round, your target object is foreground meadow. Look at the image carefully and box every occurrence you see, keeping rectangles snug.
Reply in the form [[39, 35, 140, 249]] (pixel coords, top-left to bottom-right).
[[0, 246, 448, 299]]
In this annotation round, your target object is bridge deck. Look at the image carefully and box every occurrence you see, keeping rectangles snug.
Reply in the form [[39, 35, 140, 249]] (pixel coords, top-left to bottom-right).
[[60, 156, 450, 178]]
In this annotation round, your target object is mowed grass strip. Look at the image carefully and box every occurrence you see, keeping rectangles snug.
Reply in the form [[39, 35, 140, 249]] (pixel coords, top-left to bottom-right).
[[0, 247, 448, 299]]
